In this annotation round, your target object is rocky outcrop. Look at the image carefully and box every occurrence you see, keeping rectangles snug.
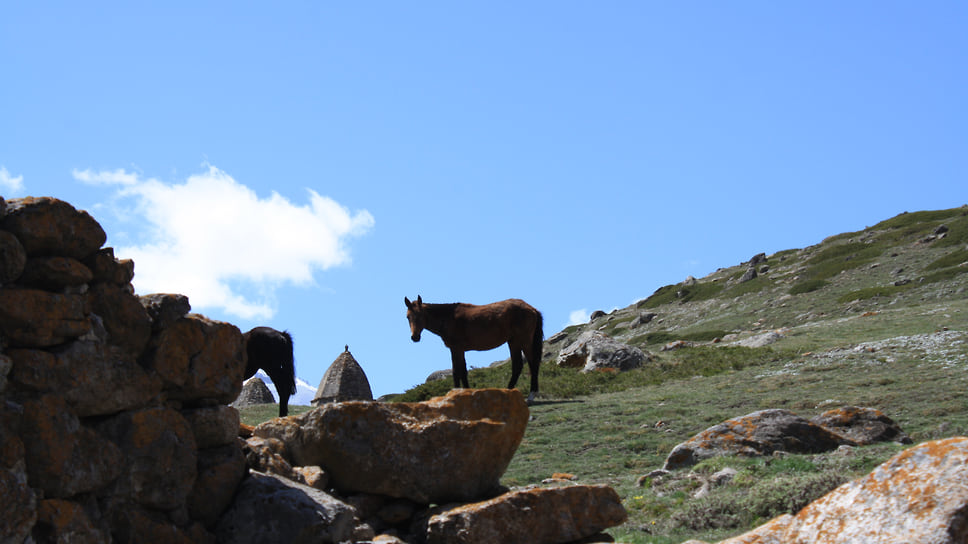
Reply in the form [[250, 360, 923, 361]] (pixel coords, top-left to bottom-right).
[[312, 346, 373, 405], [557, 331, 653, 373], [257, 388, 529, 504], [1, 197, 246, 542], [688, 437, 968, 544], [239, 388, 627, 544]]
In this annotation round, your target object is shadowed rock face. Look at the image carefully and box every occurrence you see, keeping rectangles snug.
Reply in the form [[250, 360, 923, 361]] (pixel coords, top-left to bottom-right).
[[256, 388, 530, 504], [1, 197, 247, 542]]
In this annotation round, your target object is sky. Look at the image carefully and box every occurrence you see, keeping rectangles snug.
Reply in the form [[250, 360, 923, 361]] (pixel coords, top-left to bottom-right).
[[2, 3, 966, 399]]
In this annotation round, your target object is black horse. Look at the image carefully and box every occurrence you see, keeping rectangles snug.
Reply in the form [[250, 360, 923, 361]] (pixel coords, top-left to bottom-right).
[[243, 327, 296, 417]]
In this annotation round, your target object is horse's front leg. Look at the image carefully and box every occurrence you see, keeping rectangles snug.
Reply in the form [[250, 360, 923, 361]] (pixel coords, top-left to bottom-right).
[[278, 391, 289, 417], [450, 349, 470, 388]]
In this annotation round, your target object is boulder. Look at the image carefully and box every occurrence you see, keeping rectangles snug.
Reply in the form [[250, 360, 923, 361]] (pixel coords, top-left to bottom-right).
[[738, 267, 757, 283], [9, 340, 163, 417], [87, 282, 152, 358], [20, 394, 124, 498], [425, 369, 453, 383], [232, 377, 276, 409], [255, 388, 529, 503], [83, 247, 135, 286], [0, 197, 106, 259], [810, 406, 912, 446], [664, 409, 855, 470], [312, 347, 373, 405], [181, 405, 241, 449], [95, 407, 198, 510], [0, 230, 27, 284], [629, 312, 657, 329], [215, 471, 357, 544], [33, 498, 108, 544], [188, 444, 247, 528], [0, 405, 36, 543], [0, 288, 91, 347], [18, 256, 93, 290], [108, 505, 212, 544], [140, 293, 191, 331], [141, 314, 246, 404], [706, 437, 968, 543], [557, 331, 652, 373], [426, 485, 628, 544], [731, 330, 785, 348]]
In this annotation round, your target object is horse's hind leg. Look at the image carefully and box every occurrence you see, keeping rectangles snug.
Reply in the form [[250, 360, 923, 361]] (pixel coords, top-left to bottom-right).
[[507, 346, 524, 389], [525, 357, 539, 405], [451, 349, 470, 388]]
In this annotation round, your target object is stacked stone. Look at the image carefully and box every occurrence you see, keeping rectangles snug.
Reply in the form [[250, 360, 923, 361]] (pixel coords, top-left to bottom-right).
[[0, 197, 247, 543]]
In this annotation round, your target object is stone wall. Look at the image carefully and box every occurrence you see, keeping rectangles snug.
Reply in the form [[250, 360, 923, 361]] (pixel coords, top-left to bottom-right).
[[1, 197, 247, 543], [0, 196, 629, 544]]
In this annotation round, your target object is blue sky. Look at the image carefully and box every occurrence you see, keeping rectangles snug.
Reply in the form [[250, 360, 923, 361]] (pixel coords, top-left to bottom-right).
[[2, 3, 965, 398]]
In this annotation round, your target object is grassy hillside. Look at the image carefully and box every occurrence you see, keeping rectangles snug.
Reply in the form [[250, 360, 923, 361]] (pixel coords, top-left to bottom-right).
[[242, 205, 968, 543]]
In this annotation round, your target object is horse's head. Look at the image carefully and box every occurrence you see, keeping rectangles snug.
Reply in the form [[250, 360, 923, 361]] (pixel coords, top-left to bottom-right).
[[404, 295, 424, 342]]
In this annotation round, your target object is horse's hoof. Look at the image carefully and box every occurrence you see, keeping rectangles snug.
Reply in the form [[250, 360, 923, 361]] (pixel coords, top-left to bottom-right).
[[526, 392, 536, 406]]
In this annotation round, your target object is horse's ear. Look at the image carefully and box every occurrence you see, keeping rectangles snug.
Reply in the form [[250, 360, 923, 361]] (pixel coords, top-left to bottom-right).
[[417, 295, 422, 306], [405, 297, 412, 309]]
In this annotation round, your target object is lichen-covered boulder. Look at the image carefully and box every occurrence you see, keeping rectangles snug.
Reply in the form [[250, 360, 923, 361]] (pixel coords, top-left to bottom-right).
[[703, 437, 968, 544], [0, 197, 105, 259], [810, 406, 912, 446], [0, 288, 91, 347], [20, 394, 124, 498], [664, 409, 855, 470], [426, 485, 627, 544], [141, 315, 246, 404]]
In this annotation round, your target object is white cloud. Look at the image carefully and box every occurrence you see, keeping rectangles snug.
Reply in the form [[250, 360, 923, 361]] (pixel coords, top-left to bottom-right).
[[73, 168, 139, 186], [77, 166, 374, 320], [567, 309, 590, 326], [0, 166, 25, 194]]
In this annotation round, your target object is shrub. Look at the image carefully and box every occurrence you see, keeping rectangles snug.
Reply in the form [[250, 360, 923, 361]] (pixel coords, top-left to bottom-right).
[[744, 472, 849, 520]]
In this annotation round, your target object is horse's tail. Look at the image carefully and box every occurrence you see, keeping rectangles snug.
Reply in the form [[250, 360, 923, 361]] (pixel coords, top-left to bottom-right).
[[531, 310, 544, 362], [281, 330, 297, 396]]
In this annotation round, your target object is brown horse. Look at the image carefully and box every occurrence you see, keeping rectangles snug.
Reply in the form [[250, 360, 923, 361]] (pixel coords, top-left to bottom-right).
[[404, 296, 543, 403]]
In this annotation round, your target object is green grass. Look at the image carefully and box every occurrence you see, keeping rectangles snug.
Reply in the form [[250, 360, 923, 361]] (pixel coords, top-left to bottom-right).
[[789, 279, 828, 295], [925, 249, 968, 270], [837, 283, 916, 303], [641, 282, 725, 308], [237, 404, 312, 426]]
